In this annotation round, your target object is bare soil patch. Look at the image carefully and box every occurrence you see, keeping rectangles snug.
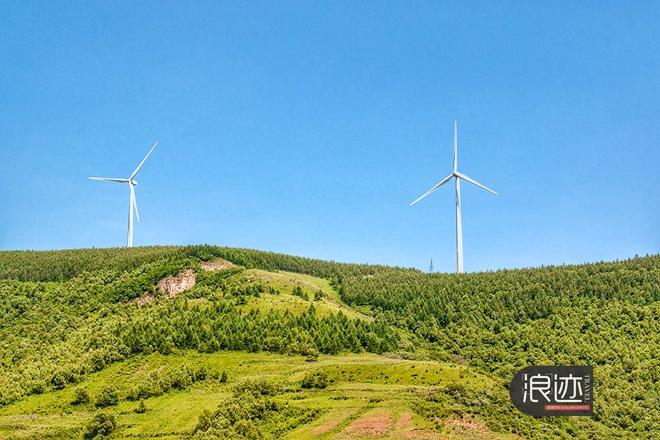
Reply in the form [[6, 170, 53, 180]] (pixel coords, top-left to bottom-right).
[[404, 430, 444, 439], [439, 417, 488, 432], [344, 412, 392, 437], [311, 407, 361, 436], [312, 417, 343, 435], [131, 363, 150, 379], [396, 412, 412, 427]]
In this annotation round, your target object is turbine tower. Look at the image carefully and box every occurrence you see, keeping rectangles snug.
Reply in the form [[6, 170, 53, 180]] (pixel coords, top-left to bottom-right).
[[410, 122, 497, 273], [90, 142, 158, 247]]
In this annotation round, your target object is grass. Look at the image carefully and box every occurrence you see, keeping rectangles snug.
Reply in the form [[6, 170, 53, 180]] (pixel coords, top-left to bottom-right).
[[0, 265, 532, 439], [237, 269, 369, 320], [0, 350, 513, 439]]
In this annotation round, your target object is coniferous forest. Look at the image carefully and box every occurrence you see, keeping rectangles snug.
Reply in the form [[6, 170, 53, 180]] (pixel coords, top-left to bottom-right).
[[0, 245, 658, 439]]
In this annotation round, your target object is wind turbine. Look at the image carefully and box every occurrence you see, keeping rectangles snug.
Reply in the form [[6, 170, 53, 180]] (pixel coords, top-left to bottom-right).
[[410, 122, 497, 273], [90, 142, 158, 247]]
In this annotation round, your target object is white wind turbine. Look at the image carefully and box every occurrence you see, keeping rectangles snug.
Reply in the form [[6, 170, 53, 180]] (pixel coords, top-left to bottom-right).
[[410, 122, 497, 273], [90, 142, 158, 247]]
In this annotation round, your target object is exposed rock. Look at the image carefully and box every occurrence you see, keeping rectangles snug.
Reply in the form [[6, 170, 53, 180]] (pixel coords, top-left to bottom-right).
[[157, 268, 196, 298], [136, 293, 155, 306], [135, 260, 234, 307], [199, 258, 235, 271], [450, 354, 466, 365]]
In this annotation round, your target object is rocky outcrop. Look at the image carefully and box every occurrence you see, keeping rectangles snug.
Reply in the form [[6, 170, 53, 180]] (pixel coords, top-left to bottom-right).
[[199, 258, 235, 271], [136, 260, 235, 306], [157, 268, 197, 298]]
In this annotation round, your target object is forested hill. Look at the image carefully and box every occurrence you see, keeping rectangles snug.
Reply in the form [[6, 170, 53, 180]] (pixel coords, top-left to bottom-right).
[[0, 245, 659, 439]]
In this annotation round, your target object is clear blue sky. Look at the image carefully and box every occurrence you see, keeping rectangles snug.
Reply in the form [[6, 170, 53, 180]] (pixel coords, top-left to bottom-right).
[[1, 1, 658, 273]]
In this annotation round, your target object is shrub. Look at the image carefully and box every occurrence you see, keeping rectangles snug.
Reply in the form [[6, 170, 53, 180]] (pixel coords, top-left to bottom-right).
[[73, 386, 91, 404], [51, 371, 67, 390], [94, 385, 119, 407], [135, 400, 147, 414], [232, 379, 279, 397], [292, 286, 309, 300], [301, 371, 328, 389], [84, 411, 116, 439]]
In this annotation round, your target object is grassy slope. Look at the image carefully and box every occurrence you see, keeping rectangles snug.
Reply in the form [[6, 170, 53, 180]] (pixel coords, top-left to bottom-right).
[[0, 351, 515, 440], [1, 246, 657, 439], [238, 269, 368, 320], [0, 266, 517, 440]]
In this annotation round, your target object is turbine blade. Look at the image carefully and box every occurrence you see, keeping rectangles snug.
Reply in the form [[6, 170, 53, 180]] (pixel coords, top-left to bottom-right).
[[89, 177, 129, 183], [455, 172, 498, 195], [410, 173, 454, 206], [130, 142, 158, 180], [131, 185, 140, 222], [453, 121, 458, 173]]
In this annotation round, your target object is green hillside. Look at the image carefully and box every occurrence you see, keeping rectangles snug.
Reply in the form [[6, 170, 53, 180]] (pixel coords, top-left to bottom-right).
[[0, 246, 658, 439]]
